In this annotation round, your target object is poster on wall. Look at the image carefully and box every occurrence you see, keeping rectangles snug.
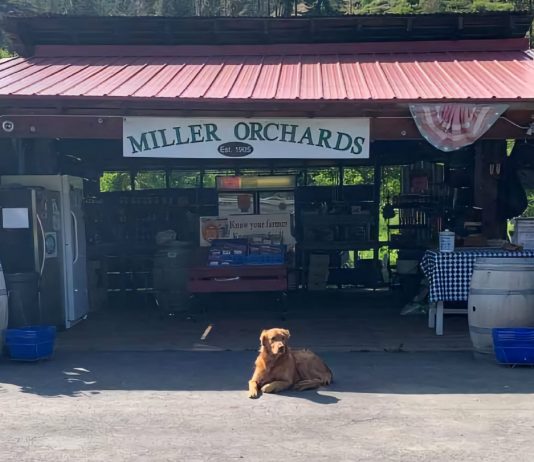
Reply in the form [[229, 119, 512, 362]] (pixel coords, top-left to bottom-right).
[[199, 214, 295, 247], [123, 117, 370, 159]]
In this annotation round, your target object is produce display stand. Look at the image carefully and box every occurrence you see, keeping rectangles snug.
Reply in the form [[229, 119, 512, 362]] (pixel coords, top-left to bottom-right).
[[187, 248, 289, 319], [188, 175, 292, 310], [187, 246, 288, 293]]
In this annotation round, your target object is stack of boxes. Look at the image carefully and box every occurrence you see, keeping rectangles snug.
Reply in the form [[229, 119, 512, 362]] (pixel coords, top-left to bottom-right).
[[207, 239, 285, 266], [512, 218, 534, 250], [207, 239, 248, 266]]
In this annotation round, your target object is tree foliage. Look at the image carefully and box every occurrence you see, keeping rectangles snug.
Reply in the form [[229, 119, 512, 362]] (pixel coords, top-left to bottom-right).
[[0, 0, 529, 18], [100, 172, 131, 192]]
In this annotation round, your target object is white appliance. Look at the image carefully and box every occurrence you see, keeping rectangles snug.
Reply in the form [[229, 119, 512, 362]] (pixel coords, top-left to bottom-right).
[[1, 175, 89, 328]]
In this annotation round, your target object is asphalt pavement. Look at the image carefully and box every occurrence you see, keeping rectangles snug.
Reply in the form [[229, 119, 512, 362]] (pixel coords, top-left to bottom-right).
[[1, 350, 534, 461]]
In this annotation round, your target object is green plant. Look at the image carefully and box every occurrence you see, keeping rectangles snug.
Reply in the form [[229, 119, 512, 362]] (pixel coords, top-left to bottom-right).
[[100, 171, 131, 192]]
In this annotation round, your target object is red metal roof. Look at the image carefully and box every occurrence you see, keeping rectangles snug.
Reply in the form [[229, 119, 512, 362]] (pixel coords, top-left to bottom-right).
[[0, 39, 533, 103]]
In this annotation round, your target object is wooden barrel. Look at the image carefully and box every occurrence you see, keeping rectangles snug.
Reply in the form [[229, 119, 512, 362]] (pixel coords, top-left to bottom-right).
[[468, 258, 534, 355]]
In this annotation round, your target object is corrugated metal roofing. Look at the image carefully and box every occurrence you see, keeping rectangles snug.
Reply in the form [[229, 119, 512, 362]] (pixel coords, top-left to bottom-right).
[[0, 41, 534, 102]]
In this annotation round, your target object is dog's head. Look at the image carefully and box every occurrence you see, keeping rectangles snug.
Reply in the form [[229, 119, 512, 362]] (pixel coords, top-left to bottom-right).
[[260, 328, 291, 356]]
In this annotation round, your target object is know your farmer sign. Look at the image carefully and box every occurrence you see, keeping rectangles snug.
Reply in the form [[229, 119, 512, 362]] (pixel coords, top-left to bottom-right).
[[123, 117, 370, 159]]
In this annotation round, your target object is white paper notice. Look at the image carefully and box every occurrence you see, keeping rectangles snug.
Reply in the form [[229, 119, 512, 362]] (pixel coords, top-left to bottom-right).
[[2, 208, 29, 229]]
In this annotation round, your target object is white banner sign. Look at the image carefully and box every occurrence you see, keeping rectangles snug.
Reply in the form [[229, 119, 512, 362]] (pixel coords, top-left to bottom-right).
[[199, 213, 295, 247], [123, 117, 369, 159]]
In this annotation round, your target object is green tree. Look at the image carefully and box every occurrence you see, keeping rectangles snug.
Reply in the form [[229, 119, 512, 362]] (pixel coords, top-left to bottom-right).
[[0, 0, 36, 14], [134, 171, 166, 190], [359, 0, 417, 13], [471, 0, 514, 11], [419, 0, 446, 11], [302, 0, 340, 15], [0, 0, 37, 52], [307, 168, 339, 186], [100, 172, 131, 192], [153, 0, 195, 15]]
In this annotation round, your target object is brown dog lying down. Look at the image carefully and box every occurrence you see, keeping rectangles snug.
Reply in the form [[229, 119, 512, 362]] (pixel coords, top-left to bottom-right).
[[248, 328, 332, 399]]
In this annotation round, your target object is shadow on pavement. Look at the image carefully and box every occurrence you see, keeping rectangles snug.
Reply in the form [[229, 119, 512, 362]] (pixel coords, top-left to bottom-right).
[[1, 351, 533, 399], [279, 390, 341, 405]]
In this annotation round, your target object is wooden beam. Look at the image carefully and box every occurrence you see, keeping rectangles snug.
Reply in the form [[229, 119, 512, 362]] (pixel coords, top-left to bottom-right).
[[0, 97, 408, 114], [31, 38, 530, 57], [1, 114, 533, 141], [373, 117, 534, 140], [2, 97, 534, 116], [0, 115, 121, 139]]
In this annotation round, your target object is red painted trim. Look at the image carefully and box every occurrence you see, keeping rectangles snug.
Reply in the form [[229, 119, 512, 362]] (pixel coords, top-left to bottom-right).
[[189, 265, 287, 276], [1, 95, 534, 111], [188, 265, 288, 293], [33, 38, 531, 58]]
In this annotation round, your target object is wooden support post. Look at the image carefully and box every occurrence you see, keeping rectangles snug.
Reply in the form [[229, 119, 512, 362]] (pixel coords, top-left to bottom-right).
[[373, 161, 382, 262], [473, 140, 507, 239]]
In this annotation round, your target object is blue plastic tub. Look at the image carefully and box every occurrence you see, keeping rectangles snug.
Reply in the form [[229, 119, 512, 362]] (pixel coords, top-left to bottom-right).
[[5, 325, 56, 361], [492, 328, 534, 366]]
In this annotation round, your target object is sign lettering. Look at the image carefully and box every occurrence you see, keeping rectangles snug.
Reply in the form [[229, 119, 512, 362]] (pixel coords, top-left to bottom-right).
[[123, 117, 369, 159], [199, 213, 295, 247]]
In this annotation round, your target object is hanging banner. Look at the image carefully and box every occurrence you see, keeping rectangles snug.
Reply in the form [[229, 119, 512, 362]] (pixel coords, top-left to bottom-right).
[[123, 117, 369, 159], [410, 104, 508, 152]]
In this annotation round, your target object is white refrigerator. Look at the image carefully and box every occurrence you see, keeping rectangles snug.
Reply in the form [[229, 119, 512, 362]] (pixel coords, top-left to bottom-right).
[[1, 175, 89, 328]]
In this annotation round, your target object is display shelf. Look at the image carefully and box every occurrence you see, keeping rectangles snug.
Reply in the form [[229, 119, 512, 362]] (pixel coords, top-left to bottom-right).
[[299, 214, 373, 226], [387, 242, 434, 250], [88, 244, 157, 298], [85, 188, 218, 246], [387, 224, 429, 230], [299, 241, 380, 251], [391, 203, 437, 209], [294, 181, 381, 289]]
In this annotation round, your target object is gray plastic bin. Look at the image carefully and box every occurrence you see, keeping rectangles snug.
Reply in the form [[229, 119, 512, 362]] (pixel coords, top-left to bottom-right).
[[6, 272, 40, 328]]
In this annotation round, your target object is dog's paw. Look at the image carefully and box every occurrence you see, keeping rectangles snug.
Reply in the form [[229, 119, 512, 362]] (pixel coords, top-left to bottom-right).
[[261, 383, 276, 394], [248, 386, 260, 399]]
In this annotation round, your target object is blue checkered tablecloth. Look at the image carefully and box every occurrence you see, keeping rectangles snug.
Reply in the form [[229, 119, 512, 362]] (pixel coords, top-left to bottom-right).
[[421, 249, 534, 302]]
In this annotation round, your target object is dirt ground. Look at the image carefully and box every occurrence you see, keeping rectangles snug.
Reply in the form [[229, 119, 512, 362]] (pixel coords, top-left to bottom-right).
[[1, 350, 534, 462]]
